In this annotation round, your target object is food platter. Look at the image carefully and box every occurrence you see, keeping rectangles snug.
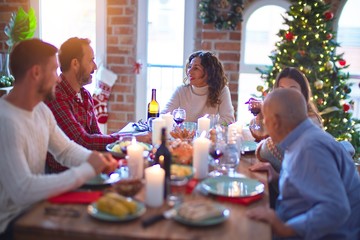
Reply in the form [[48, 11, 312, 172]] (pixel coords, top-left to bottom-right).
[[172, 202, 229, 227], [106, 141, 152, 158], [87, 200, 146, 222]]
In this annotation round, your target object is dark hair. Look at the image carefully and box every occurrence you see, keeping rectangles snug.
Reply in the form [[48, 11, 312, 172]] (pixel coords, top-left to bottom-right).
[[274, 67, 322, 125], [58, 37, 91, 72], [9, 38, 58, 80], [184, 51, 228, 107]]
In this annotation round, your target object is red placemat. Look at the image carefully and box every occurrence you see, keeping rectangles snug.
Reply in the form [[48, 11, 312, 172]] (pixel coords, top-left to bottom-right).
[[48, 191, 103, 204], [186, 178, 263, 205]]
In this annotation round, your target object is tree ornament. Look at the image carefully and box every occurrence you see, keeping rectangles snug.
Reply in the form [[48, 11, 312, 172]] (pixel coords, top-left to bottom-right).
[[325, 61, 334, 70], [317, 98, 324, 105], [198, 0, 244, 31], [343, 103, 350, 113], [285, 32, 294, 41], [324, 11, 334, 21], [343, 85, 351, 94], [314, 79, 324, 90], [338, 59, 346, 66], [256, 85, 264, 92], [303, 5, 311, 14], [326, 33, 333, 40], [298, 50, 306, 57]]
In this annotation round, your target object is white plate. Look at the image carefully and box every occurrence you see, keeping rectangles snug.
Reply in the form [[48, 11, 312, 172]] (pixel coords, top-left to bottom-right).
[[106, 141, 152, 158], [200, 176, 264, 198], [87, 200, 146, 222], [241, 140, 257, 153], [172, 203, 230, 227], [84, 167, 128, 186]]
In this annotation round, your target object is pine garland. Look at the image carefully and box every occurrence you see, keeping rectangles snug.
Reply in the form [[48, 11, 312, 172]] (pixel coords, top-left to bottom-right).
[[199, 0, 244, 30]]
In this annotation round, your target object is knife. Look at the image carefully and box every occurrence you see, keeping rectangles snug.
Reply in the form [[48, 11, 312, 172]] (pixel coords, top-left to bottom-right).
[[141, 208, 177, 228]]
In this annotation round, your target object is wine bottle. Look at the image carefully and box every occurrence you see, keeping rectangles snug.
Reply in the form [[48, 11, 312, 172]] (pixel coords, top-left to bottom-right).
[[147, 89, 160, 119], [154, 128, 171, 199]]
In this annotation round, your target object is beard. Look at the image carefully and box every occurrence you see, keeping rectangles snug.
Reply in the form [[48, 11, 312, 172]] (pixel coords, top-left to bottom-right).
[[76, 65, 93, 87], [39, 79, 56, 102]]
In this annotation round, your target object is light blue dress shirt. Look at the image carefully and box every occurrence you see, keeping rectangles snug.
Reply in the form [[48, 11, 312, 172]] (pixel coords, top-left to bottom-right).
[[276, 118, 360, 240]]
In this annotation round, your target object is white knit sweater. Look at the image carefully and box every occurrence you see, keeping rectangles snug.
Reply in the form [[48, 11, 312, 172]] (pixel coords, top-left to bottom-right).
[[162, 85, 235, 124], [0, 98, 95, 233]]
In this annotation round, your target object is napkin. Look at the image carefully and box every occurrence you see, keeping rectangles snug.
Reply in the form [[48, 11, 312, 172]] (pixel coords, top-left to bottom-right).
[[185, 178, 263, 205], [48, 191, 103, 204]]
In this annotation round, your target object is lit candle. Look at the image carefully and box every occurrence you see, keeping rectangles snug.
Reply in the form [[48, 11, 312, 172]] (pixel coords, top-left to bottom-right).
[[145, 164, 165, 207], [127, 139, 144, 179], [152, 117, 165, 146], [161, 113, 173, 138], [193, 135, 211, 179], [197, 116, 210, 135]]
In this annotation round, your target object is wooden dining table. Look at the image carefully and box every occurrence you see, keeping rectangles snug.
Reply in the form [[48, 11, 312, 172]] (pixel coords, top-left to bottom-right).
[[12, 129, 271, 240]]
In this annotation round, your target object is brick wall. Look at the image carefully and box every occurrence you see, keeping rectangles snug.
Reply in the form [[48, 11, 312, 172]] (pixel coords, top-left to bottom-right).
[[106, 0, 137, 132], [0, 0, 345, 133]]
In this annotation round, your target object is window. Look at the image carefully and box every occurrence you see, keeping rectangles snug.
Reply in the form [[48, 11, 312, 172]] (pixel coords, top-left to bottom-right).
[[337, 0, 360, 118], [30, 0, 105, 94], [136, 0, 196, 120], [238, 1, 289, 124]]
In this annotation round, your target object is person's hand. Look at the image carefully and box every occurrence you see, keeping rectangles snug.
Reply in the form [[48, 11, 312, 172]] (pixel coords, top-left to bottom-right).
[[247, 206, 297, 237], [87, 151, 118, 175], [249, 162, 279, 183], [247, 206, 276, 224]]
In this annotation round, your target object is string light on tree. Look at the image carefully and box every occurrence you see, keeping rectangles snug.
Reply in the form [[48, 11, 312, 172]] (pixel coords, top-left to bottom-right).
[[255, 0, 360, 157]]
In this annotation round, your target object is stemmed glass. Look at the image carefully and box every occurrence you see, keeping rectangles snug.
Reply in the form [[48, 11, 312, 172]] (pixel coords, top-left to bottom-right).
[[246, 98, 262, 130], [208, 125, 227, 177], [172, 108, 186, 128]]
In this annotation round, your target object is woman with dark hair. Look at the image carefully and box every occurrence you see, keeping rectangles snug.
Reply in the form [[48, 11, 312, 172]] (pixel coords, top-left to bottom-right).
[[162, 50, 235, 124], [249, 67, 323, 208], [251, 67, 323, 172], [274, 67, 322, 125]]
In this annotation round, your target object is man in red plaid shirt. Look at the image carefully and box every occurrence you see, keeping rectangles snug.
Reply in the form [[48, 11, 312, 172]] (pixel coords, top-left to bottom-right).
[[45, 37, 149, 173]]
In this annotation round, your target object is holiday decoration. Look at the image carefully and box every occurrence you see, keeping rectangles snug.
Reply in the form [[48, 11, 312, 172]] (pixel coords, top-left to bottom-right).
[[133, 61, 142, 74], [198, 0, 244, 30], [324, 11, 334, 20], [256, 0, 360, 157], [93, 66, 118, 124], [256, 85, 264, 92], [343, 103, 351, 113], [303, 5, 311, 14], [285, 32, 295, 41], [325, 61, 334, 70], [338, 59, 346, 67], [314, 79, 324, 90]]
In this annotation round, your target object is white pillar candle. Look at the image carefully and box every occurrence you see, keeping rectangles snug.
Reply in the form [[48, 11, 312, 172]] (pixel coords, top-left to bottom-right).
[[193, 136, 211, 179], [161, 113, 173, 138], [152, 117, 165, 146], [145, 164, 165, 207], [197, 117, 210, 135], [127, 140, 144, 179]]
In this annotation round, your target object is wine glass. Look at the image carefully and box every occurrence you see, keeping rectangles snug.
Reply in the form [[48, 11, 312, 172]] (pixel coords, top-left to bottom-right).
[[208, 125, 227, 177], [247, 98, 262, 130], [172, 108, 186, 128]]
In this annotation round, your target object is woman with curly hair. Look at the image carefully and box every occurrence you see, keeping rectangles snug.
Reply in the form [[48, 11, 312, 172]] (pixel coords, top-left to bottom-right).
[[162, 51, 235, 124]]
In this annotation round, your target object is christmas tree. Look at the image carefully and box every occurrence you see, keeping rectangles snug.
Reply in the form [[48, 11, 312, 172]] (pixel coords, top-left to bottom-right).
[[256, 0, 360, 157]]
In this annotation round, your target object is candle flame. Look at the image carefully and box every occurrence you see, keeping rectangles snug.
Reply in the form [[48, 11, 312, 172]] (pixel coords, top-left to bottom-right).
[[159, 155, 164, 166]]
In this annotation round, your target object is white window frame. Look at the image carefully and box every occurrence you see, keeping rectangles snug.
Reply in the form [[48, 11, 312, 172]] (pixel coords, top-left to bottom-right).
[[136, 0, 196, 121], [240, 0, 290, 74], [29, 0, 107, 73]]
